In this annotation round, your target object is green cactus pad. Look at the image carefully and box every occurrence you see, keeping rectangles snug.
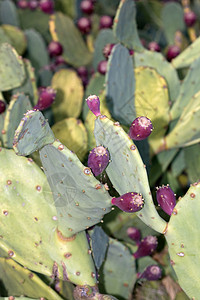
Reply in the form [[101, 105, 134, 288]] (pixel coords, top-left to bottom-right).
[[18, 9, 50, 42], [105, 43, 136, 126], [0, 0, 19, 27], [50, 13, 92, 67], [0, 298, 41, 300], [0, 148, 97, 286], [52, 117, 88, 162], [25, 29, 49, 74], [171, 57, 200, 120], [89, 226, 109, 270], [83, 72, 105, 120], [161, 2, 185, 45], [99, 238, 136, 299], [134, 50, 180, 104], [172, 36, 200, 69], [13, 110, 55, 156], [171, 150, 185, 178], [39, 139, 112, 235], [2, 93, 32, 149], [93, 29, 117, 71], [2, 24, 27, 55], [51, 68, 84, 122], [184, 144, 200, 183], [12, 59, 38, 106], [134, 66, 170, 154], [0, 27, 12, 45], [113, 0, 144, 52], [54, 0, 76, 19], [94, 116, 167, 233], [163, 90, 200, 149], [165, 182, 200, 298], [0, 258, 63, 299], [0, 43, 25, 91]]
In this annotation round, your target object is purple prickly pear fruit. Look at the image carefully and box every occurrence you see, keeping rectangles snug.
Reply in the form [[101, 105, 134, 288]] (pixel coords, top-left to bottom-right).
[[133, 235, 158, 259], [77, 66, 88, 77], [17, 0, 28, 8], [156, 185, 176, 216], [139, 265, 162, 281], [97, 60, 107, 75], [166, 45, 180, 61], [80, 0, 94, 15], [39, 0, 54, 14], [129, 116, 153, 141], [99, 15, 113, 29], [54, 56, 66, 66], [0, 100, 6, 114], [127, 227, 141, 244], [28, 0, 38, 10], [34, 87, 56, 110], [129, 49, 134, 56], [184, 11, 197, 27], [86, 95, 101, 116], [87, 146, 110, 176], [48, 41, 63, 57], [77, 17, 92, 34], [148, 41, 161, 52], [111, 192, 144, 213], [103, 43, 115, 59]]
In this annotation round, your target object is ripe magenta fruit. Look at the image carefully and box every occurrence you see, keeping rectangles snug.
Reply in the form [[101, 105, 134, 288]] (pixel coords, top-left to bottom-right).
[[39, 0, 54, 14], [34, 87, 56, 110], [28, 0, 38, 10], [0, 100, 6, 114], [148, 41, 161, 52], [88, 146, 110, 176], [99, 15, 113, 29], [103, 43, 115, 59], [111, 192, 144, 213], [97, 60, 107, 75], [77, 66, 88, 77], [156, 185, 176, 216], [77, 17, 92, 34], [86, 95, 101, 117], [48, 41, 63, 57], [133, 235, 158, 259], [166, 45, 180, 61], [17, 0, 28, 8], [184, 11, 197, 27], [139, 265, 162, 281], [127, 227, 141, 244], [129, 116, 153, 141], [80, 0, 94, 15]]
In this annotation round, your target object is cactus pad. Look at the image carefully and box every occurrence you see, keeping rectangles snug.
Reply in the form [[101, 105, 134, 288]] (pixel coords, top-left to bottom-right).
[[165, 181, 200, 298], [94, 115, 167, 233], [2, 24, 27, 55], [0, 43, 25, 91]]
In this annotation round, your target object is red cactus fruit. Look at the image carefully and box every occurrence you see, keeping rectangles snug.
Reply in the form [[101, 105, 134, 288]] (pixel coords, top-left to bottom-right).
[[129, 49, 134, 56], [48, 41, 63, 57], [129, 116, 153, 141], [86, 95, 101, 117], [99, 15, 113, 29], [103, 43, 115, 59], [80, 0, 94, 15], [87, 146, 110, 176], [97, 60, 107, 75], [127, 227, 141, 244], [156, 185, 176, 216], [0, 100, 6, 114], [184, 11, 197, 27], [77, 66, 88, 77], [17, 0, 28, 8], [139, 265, 162, 281], [39, 0, 54, 14], [111, 192, 144, 213], [166, 45, 180, 61], [28, 0, 38, 10], [34, 87, 56, 110], [77, 17, 92, 34], [148, 41, 161, 52], [133, 235, 158, 259]]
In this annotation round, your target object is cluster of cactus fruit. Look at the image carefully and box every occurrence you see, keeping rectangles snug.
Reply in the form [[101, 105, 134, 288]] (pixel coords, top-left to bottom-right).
[[1, 0, 200, 299]]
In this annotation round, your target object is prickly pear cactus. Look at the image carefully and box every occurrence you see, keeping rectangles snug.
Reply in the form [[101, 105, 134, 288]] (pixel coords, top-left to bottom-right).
[[165, 182, 200, 298]]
